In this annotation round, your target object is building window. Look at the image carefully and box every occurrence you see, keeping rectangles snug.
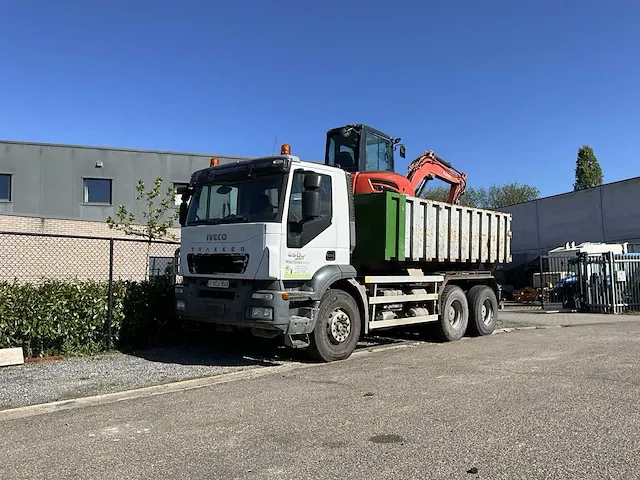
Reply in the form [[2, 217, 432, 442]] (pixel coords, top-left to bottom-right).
[[0, 174, 11, 201], [83, 178, 112, 204], [173, 182, 188, 206]]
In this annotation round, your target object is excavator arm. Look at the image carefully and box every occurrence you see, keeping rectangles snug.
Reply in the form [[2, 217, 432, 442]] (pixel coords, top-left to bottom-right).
[[406, 150, 468, 204]]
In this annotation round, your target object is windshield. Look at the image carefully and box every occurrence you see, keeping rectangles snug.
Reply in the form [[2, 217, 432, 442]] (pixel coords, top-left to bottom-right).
[[186, 174, 285, 225]]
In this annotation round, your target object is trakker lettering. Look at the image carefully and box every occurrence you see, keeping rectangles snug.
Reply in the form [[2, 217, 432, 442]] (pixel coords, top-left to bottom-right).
[[190, 246, 244, 253]]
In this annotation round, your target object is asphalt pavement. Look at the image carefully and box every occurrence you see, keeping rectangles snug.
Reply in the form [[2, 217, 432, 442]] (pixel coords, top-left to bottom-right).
[[1, 316, 639, 480]]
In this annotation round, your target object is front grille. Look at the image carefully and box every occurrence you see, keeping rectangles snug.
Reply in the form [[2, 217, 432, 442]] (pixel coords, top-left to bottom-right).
[[187, 253, 249, 275]]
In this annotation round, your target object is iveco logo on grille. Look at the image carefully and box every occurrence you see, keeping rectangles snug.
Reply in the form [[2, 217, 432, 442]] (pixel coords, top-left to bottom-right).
[[206, 233, 227, 241]]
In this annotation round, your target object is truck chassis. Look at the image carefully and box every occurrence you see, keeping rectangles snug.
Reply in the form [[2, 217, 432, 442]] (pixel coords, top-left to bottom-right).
[[278, 272, 498, 362]]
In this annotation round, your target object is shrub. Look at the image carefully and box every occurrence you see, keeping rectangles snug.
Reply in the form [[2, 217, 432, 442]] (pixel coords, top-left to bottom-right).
[[117, 276, 182, 352], [0, 278, 178, 358]]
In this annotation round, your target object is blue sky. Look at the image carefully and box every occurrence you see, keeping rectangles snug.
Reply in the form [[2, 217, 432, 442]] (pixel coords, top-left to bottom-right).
[[1, 0, 638, 197]]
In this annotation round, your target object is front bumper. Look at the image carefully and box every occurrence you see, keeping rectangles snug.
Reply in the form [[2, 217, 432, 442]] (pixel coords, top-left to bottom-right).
[[174, 277, 317, 336]]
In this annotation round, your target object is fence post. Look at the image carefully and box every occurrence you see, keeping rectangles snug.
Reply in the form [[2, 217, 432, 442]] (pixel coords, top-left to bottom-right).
[[539, 255, 545, 310], [107, 238, 115, 349], [608, 252, 617, 314], [577, 253, 585, 311]]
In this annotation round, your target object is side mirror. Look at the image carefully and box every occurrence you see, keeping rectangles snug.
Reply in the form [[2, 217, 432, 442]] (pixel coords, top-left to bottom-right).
[[304, 172, 322, 189], [179, 201, 189, 227], [399, 144, 406, 158], [302, 191, 320, 219], [302, 173, 322, 219], [176, 185, 190, 195]]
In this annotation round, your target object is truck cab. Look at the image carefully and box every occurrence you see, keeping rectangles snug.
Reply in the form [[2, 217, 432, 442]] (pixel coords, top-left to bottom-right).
[[175, 153, 360, 359]]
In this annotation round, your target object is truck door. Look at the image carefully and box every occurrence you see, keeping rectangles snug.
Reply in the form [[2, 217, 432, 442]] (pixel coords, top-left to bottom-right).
[[282, 168, 336, 279]]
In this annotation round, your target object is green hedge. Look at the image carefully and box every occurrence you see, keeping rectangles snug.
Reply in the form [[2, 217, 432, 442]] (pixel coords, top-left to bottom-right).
[[0, 277, 180, 358]]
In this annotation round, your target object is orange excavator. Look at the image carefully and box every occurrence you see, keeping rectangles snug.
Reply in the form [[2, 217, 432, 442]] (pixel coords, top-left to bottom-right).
[[324, 124, 467, 204]]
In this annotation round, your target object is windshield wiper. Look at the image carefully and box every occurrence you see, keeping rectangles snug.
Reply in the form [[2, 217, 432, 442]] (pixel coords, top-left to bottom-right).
[[187, 214, 254, 226], [197, 215, 250, 225], [221, 214, 250, 223]]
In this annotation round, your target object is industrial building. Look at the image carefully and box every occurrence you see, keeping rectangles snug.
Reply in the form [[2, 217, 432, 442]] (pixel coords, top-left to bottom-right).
[[0, 140, 257, 282], [0, 139, 254, 237], [502, 176, 640, 265]]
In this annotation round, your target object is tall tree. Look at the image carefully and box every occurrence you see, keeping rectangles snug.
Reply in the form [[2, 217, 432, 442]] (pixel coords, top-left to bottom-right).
[[574, 145, 603, 190]]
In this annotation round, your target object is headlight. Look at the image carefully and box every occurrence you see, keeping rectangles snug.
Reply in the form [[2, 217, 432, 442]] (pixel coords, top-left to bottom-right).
[[250, 307, 273, 320], [176, 300, 186, 311], [174, 284, 184, 295], [251, 292, 273, 300]]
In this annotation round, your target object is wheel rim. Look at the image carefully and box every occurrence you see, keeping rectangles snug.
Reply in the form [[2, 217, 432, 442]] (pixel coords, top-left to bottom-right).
[[481, 299, 494, 326], [327, 308, 351, 344], [447, 299, 463, 329]]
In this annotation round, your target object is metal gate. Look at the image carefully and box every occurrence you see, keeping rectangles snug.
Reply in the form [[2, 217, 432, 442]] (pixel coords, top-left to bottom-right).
[[611, 253, 640, 312], [540, 252, 640, 313], [538, 255, 581, 311]]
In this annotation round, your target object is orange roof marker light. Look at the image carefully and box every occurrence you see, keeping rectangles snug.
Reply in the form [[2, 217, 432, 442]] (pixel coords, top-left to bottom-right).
[[210, 157, 219, 167], [280, 144, 291, 155]]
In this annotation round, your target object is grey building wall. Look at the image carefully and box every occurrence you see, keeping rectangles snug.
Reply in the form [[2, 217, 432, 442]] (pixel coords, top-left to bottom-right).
[[502, 176, 640, 264], [0, 140, 252, 223]]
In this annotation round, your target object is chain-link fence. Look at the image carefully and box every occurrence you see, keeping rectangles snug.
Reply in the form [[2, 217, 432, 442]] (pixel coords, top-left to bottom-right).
[[0, 231, 180, 284], [0, 231, 180, 350]]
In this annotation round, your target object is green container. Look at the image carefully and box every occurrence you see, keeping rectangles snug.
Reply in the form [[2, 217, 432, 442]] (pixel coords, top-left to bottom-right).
[[353, 190, 513, 267], [353, 192, 406, 262]]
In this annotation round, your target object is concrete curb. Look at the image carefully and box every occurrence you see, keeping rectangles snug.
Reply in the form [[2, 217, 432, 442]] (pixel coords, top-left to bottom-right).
[[0, 340, 425, 422]]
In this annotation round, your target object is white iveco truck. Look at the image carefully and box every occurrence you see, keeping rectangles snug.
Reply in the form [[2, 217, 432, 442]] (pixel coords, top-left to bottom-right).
[[174, 136, 511, 362]]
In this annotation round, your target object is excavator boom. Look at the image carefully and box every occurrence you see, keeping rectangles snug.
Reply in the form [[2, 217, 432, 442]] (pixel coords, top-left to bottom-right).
[[406, 150, 467, 203]]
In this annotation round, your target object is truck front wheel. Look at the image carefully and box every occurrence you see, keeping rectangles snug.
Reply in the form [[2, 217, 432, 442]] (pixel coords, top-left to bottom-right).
[[436, 285, 469, 342], [308, 289, 361, 362], [466, 285, 498, 336]]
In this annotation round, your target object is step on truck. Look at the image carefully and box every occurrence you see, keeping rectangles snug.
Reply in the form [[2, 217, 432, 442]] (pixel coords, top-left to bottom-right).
[[174, 129, 512, 362]]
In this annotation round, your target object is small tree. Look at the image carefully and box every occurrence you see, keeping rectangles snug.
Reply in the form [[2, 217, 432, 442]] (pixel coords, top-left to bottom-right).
[[106, 177, 178, 276], [464, 186, 488, 208], [574, 145, 603, 190], [419, 182, 539, 208], [485, 182, 540, 208], [420, 186, 451, 203], [420, 185, 486, 207]]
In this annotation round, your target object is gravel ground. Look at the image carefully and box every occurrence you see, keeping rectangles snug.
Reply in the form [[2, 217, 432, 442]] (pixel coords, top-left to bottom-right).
[[0, 344, 278, 409], [0, 333, 407, 410], [2, 310, 635, 411]]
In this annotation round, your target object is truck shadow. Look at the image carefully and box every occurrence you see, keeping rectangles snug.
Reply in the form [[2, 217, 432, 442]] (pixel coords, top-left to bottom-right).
[[130, 324, 443, 368]]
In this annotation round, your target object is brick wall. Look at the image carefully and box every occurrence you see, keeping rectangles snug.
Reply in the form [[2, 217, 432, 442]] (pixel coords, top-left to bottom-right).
[[0, 213, 181, 239], [0, 214, 181, 283]]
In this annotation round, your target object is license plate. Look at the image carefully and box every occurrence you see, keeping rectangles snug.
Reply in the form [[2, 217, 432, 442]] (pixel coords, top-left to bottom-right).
[[207, 279, 230, 288], [202, 302, 224, 316]]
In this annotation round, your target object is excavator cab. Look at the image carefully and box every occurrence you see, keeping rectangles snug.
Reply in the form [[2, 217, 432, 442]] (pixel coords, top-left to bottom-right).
[[324, 123, 467, 204], [325, 124, 405, 174]]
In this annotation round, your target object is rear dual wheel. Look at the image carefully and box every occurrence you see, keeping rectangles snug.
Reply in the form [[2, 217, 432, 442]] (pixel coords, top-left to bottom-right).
[[436, 285, 469, 341], [466, 285, 498, 336], [436, 284, 498, 341]]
